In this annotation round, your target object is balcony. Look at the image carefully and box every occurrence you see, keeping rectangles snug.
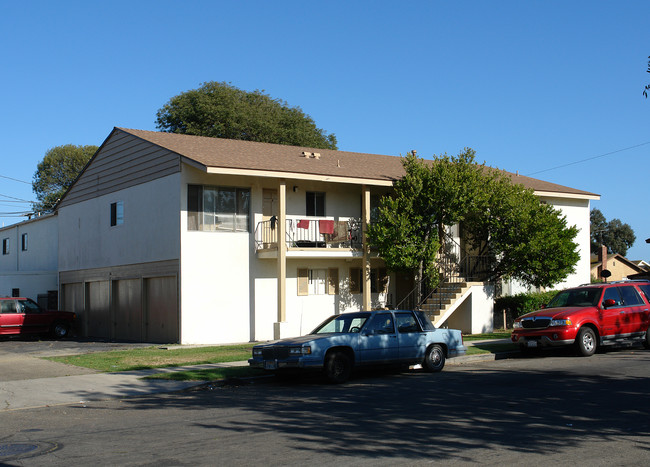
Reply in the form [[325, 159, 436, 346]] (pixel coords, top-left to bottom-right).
[[255, 216, 363, 258]]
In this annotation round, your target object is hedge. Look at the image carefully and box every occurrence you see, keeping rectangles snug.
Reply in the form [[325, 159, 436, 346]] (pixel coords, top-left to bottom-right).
[[495, 290, 558, 319]]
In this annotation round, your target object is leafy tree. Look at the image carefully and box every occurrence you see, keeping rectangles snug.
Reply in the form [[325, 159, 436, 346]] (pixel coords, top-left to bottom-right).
[[156, 81, 337, 149], [590, 208, 635, 256], [462, 176, 580, 288], [367, 149, 485, 290], [368, 149, 580, 293], [32, 144, 98, 213]]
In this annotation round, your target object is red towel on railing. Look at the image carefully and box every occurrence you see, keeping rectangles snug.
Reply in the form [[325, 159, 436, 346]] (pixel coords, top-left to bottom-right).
[[297, 219, 309, 229], [319, 219, 335, 234]]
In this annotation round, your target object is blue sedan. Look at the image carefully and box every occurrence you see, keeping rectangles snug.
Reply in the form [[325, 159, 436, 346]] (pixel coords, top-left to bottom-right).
[[249, 309, 466, 383]]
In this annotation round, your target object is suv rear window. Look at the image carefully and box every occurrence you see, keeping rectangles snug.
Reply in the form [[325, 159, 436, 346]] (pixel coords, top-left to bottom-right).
[[637, 284, 650, 303], [618, 286, 644, 306]]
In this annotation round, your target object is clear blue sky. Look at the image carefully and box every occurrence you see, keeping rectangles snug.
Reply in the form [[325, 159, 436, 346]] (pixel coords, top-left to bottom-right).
[[1, 1, 648, 260]]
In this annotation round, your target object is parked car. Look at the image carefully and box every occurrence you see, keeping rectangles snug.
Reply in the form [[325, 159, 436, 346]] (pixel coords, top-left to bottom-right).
[[249, 309, 466, 383], [0, 297, 75, 339], [511, 280, 650, 356]]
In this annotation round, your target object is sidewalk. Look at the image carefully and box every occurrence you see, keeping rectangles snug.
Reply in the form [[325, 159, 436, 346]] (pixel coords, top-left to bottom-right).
[[0, 339, 514, 411]]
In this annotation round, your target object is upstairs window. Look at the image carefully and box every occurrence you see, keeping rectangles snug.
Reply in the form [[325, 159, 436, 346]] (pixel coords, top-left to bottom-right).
[[2, 238, 8, 255], [188, 185, 250, 232], [21, 233, 28, 251], [306, 192, 325, 216], [110, 201, 124, 226]]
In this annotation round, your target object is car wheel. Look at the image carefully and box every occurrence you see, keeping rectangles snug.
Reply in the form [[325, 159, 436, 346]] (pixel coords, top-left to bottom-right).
[[423, 344, 446, 372], [52, 322, 70, 339], [644, 327, 650, 350], [324, 351, 352, 384], [576, 327, 596, 356]]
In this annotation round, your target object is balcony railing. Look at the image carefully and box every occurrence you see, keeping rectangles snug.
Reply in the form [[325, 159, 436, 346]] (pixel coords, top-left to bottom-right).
[[255, 217, 362, 250]]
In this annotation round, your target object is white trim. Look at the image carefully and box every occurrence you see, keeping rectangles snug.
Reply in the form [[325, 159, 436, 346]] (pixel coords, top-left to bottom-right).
[[533, 190, 600, 201], [204, 166, 395, 186]]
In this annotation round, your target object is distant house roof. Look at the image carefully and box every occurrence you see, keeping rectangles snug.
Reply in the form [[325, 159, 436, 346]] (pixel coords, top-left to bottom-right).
[[117, 128, 599, 199]]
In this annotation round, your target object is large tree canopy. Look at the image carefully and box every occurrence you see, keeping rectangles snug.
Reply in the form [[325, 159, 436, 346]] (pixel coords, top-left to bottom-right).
[[367, 150, 580, 291], [156, 81, 337, 149], [32, 144, 98, 213], [590, 208, 636, 256]]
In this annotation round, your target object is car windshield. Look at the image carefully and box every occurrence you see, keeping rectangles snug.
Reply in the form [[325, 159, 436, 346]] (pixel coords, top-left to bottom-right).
[[546, 288, 602, 308], [311, 313, 371, 334]]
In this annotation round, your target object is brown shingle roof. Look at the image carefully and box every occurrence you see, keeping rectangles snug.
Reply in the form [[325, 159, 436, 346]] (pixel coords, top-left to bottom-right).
[[117, 127, 599, 197]]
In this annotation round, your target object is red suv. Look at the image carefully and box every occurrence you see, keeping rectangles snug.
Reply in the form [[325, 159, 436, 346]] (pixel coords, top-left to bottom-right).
[[0, 297, 75, 339], [511, 281, 650, 356]]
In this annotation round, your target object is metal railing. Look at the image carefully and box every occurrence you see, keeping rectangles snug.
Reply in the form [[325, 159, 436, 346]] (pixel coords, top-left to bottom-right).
[[396, 231, 492, 312], [255, 217, 362, 250]]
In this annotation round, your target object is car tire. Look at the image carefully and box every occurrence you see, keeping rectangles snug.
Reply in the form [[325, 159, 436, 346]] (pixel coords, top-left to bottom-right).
[[324, 351, 352, 384], [52, 322, 70, 339], [423, 344, 446, 372], [644, 327, 650, 350], [576, 327, 596, 357]]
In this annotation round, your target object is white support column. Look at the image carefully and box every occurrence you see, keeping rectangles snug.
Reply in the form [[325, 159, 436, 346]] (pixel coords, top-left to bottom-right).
[[362, 185, 371, 311], [274, 180, 287, 339]]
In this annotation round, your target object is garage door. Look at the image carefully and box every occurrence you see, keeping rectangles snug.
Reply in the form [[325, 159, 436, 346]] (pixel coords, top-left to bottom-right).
[[145, 276, 179, 343], [113, 279, 142, 342]]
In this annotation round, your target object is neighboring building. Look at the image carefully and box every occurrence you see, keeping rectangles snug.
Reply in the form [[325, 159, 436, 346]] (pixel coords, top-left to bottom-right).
[[17, 127, 599, 344], [0, 213, 59, 308], [590, 251, 647, 282]]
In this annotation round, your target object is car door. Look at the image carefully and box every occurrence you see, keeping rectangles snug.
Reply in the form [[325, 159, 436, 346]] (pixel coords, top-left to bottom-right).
[[617, 285, 648, 335], [357, 312, 399, 364], [395, 311, 428, 361], [600, 287, 624, 337], [17, 299, 51, 334], [0, 299, 23, 335]]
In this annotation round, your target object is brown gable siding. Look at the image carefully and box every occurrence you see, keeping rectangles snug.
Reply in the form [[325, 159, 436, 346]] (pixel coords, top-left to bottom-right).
[[58, 130, 181, 208]]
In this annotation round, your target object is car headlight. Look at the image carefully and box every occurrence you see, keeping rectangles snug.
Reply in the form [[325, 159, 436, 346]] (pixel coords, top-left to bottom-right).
[[513, 321, 522, 329], [550, 319, 573, 327], [288, 346, 311, 356], [252, 348, 263, 357]]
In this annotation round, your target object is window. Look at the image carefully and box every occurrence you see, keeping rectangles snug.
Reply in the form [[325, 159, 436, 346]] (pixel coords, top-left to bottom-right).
[[21, 233, 28, 251], [618, 286, 644, 306], [188, 185, 250, 232], [2, 238, 8, 255], [395, 312, 421, 333], [110, 201, 124, 226], [365, 313, 395, 334], [349, 267, 389, 294], [297, 268, 339, 296], [306, 192, 325, 216]]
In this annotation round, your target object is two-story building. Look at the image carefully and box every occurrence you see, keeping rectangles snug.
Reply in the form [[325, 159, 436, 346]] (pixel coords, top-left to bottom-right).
[[2, 127, 599, 344]]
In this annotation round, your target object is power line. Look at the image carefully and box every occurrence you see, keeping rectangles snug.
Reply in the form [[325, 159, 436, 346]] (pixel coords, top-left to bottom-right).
[[0, 193, 32, 203], [0, 174, 31, 184], [525, 141, 650, 176]]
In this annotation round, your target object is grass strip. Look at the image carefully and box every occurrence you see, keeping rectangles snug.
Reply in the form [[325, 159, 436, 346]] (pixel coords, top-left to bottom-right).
[[463, 331, 511, 341], [44, 344, 255, 372], [144, 366, 266, 381]]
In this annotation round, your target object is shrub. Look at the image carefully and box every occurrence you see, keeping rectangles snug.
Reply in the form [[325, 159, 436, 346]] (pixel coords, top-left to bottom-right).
[[495, 290, 558, 319]]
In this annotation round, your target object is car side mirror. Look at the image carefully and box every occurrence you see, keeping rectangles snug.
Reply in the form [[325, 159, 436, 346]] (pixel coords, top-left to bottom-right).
[[602, 298, 617, 308]]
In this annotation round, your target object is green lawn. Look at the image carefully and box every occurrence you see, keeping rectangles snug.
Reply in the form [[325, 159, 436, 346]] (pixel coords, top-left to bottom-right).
[[45, 332, 518, 382], [45, 344, 255, 372]]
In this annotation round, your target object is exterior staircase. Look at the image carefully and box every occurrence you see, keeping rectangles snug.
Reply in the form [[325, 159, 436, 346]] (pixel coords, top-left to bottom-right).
[[420, 281, 480, 328]]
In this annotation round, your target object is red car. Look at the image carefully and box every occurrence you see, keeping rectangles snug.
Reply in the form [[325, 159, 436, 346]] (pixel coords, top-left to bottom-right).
[[511, 280, 650, 356], [0, 297, 75, 339]]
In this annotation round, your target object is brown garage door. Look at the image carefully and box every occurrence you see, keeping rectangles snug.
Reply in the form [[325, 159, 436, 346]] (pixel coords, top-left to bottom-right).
[[113, 279, 142, 342], [145, 276, 178, 343]]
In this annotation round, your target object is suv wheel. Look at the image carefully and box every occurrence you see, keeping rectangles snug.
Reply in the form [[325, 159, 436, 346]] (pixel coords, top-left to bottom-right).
[[576, 327, 596, 356], [644, 326, 650, 350]]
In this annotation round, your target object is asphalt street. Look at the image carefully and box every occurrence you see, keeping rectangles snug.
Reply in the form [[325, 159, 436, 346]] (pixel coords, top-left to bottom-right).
[[1, 346, 650, 466]]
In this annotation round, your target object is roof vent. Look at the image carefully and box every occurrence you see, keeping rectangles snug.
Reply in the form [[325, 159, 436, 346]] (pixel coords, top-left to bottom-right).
[[301, 151, 321, 160]]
